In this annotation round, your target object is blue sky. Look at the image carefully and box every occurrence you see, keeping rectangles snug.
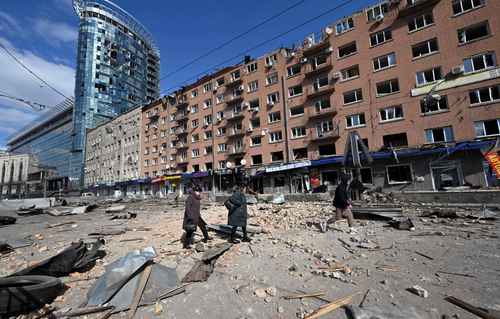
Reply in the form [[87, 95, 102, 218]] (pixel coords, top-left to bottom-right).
[[0, 0, 374, 148]]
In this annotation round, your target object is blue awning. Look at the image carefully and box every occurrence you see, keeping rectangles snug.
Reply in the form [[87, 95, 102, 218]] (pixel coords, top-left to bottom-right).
[[311, 140, 494, 167]]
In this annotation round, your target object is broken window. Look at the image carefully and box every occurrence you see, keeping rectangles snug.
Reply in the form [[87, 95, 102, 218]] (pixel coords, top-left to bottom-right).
[[251, 136, 262, 146], [287, 64, 301, 77], [458, 21, 489, 44], [293, 148, 308, 160], [268, 112, 281, 123], [291, 126, 306, 138], [408, 13, 434, 32], [341, 65, 360, 81], [373, 53, 396, 71], [346, 113, 366, 128], [420, 95, 449, 113], [387, 164, 413, 184], [338, 42, 357, 58], [250, 118, 260, 129], [248, 80, 259, 93], [288, 85, 303, 97], [474, 119, 500, 137], [383, 133, 408, 148], [380, 105, 403, 122], [322, 171, 339, 185], [469, 85, 500, 105], [425, 126, 454, 143], [290, 106, 305, 117], [370, 28, 392, 46], [452, 0, 484, 15], [269, 131, 283, 143], [349, 168, 373, 184], [246, 62, 258, 73], [366, 2, 388, 21], [376, 79, 400, 96], [271, 151, 284, 162], [318, 144, 336, 156], [343, 89, 363, 104], [266, 72, 278, 85], [336, 17, 354, 34], [412, 38, 438, 58], [252, 154, 263, 165], [464, 52, 496, 73], [416, 67, 442, 86]]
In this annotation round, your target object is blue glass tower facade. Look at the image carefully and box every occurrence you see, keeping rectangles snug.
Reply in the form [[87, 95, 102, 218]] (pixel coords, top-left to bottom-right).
[[72, 0, 160, 184]]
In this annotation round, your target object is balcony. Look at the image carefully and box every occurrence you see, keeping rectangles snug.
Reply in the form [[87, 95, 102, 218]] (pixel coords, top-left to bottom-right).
[[225, 111, 244, 121], [176, 158, 189, 165], [306, 84, 334, 99], [305, 61, 333, 77], [226, 94, 243, 105], [302, 37, 331, 57], [398, 0, 440, 18], [176, 101, 188, 108], [310, 126, 340, 141], [229, 145, 246, 156], [308, 106, 337, 119], [176, 143, 188, 149], [176, 113, 189, 122], [225, 77, 242, 87], [228, 128, 245, 137]]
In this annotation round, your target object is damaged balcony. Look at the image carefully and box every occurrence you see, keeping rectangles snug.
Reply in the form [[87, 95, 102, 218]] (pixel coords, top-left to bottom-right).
[[228, 128, 245, 137], [398, 0, 441, 18], [228, 145, 246, 156], [225, 95, 243, 105], [225, 111, 245, 121], [176, 142, 188, 149], [304, 58, 333, 78], [309, 126, 340, 142], [176, 158, 189, 165], [306, 84, 334, 99], [302, 35, 331, 57], [308, 106, 337, 119]]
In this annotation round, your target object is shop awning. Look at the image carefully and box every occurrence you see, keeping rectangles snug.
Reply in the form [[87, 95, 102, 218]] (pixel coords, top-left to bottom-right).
[[265, 160, 311, 173], [191, 171, 209, 178], [310, 140, 494, 167], [163, 174, 182, 181]]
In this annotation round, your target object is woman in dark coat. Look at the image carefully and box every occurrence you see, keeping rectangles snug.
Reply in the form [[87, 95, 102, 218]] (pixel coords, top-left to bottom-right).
[[227, 184, 251, 243], [182, 185, 211, 249], [333, 173, 355, 227]]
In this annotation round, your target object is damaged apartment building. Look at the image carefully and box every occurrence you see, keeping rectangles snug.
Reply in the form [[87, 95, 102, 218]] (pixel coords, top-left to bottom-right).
[[84, 106, 143, 196], [115, 0, 500, 195]]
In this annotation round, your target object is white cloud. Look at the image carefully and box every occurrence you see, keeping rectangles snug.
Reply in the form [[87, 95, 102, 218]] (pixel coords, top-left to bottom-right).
[[33, 19, 78, 44], [0, 10, 21, 33], [0, 37, 75, 146]]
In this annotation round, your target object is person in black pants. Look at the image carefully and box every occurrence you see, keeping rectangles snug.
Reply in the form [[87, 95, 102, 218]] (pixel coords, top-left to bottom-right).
[[227, 184, 251, 243], [333, 173, 355, 228], [182, 185, 212, 249]]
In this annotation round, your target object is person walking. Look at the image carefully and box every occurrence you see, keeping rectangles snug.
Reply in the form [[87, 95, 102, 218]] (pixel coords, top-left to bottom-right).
[[182, 185, 212, 249], [226, 184, 251, 243], [333, 173, 355, 228]]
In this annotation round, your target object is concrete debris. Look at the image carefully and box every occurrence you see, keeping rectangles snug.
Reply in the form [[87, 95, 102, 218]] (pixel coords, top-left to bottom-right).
[[254, 288, 267, 298], [270, 193, 285, 205], [346, 305, 427, 319], [105, 205, 127, 213], [407, 285, 429, 298]]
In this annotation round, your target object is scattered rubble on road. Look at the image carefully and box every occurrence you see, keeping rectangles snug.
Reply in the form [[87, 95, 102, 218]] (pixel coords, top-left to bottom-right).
[[1, 195, 499, 318]]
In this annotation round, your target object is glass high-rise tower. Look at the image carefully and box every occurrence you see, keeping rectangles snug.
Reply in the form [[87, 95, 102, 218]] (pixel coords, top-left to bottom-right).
[[72, 0, 160, 185]]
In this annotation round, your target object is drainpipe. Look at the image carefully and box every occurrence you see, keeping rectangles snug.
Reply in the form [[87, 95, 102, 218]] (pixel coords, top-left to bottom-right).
[[280, 75, 292, 193]]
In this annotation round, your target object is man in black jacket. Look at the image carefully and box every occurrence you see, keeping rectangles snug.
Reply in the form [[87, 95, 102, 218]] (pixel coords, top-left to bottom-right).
[[182, 185, 212, 249], [227, 184, 251, 243], [333, 173, 355, 227]]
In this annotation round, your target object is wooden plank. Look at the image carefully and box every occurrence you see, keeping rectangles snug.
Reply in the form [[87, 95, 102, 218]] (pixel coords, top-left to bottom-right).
[[445, 296, 500, 319], [128, 263, 152, 319], [305, 292, 359, 319], [283, 291, 326, 300]]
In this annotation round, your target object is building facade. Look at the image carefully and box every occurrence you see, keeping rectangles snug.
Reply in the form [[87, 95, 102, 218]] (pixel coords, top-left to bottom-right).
[[84, 106, 143, 196], [138, 0, 500, 195], [6, 99, 80, 192], [0, 153, 54, 199], [72, 0, 160, 186]]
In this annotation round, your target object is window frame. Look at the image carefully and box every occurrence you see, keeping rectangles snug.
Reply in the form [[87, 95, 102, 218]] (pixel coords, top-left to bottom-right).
[[412, 38, 439, 59], [463, 52, 496, 74], [291, 126, 307, 139], [416, 67, 442, 87], [366, 2, 389, 22], [343, 88, 363, 105], [474, 119, 500, 137], [420, 95, 449, 114], [408, 13, 434, 33], [341, 65, 360, 81], [457, 21, 490, 45], [376, 78, 400, 97], [335, 17, 354, 35], [386, 164, 413, 184], [370, 28, 392, 47], [379, 105, 404, 122], [425, 126, 455, 143], [338, 41, 358, 59], [269, 131, 283, 143], [346, 113, 366, 128], [288, 84, 304, 98], [469, 85, 500, 106], [373, 53, 396, 72], [452, 0, 485, 16], [287, 64, 301, 77], [268, 111, 281, 123]]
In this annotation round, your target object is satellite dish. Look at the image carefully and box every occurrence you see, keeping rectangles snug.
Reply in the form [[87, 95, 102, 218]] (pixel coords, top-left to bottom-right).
[[226, 162, 233, 169], [240, 159, 247, 166], [325, 26, 334, 35]]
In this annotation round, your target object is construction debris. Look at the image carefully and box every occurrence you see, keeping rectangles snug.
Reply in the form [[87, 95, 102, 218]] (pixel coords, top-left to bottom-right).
[[182, 243, 232, 283], [105, 205, 127, 213], [445, 296, 500, 319], [407, 285, 429, 298]]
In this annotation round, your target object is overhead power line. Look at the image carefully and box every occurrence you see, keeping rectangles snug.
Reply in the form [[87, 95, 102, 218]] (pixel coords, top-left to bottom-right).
[[0, 90, 51, 110], [0, 42, 70, 100], [159, 0, 306, 81], [161, 0, 357, 95]]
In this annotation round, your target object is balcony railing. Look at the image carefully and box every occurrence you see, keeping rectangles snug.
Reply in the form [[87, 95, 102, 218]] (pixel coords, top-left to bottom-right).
[[398, 0, 440, 18], [176, 158, 189, 165], [226, 94, 243, 104], [229, 145, 246, 155], [306, 84, 334, 99], [308, 106, 337, 119], [228, 128, 245, 137], [304, 60, 333, 77], [225, 77, 242, 87], [302, 36, 331, 56], [310, 126, 340, 141], [226, 111, 244, 120]]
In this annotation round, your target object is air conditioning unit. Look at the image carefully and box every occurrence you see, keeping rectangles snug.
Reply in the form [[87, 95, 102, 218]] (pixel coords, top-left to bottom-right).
[[375, 14, 384, 22], [246, 128, 253, 133], [451, 65, 464, 75], [300, 57, 308, 63], [332, 72, 342, 80]]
